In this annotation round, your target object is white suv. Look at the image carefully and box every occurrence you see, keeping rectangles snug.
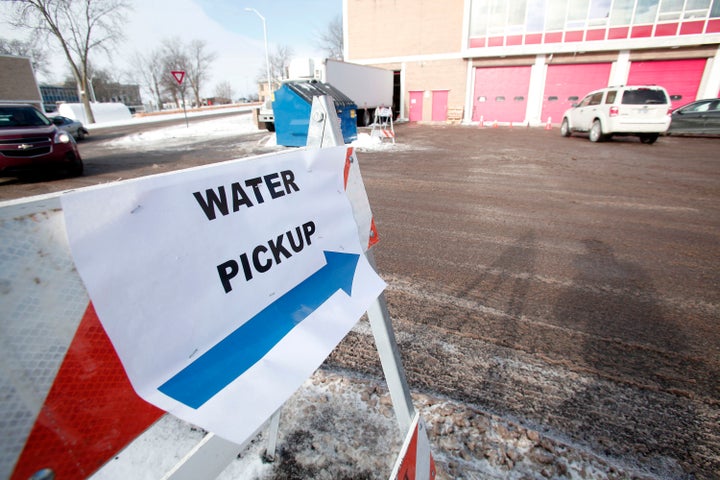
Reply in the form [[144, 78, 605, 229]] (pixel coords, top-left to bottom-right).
[[560, 85, 671, 144]]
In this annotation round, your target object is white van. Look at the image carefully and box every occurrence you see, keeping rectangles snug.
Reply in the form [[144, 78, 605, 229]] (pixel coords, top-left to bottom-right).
[[560, 85, 671, 144]]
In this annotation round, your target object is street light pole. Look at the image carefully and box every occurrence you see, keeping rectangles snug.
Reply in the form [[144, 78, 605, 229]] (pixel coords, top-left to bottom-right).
[[245, 8, 272, 102]]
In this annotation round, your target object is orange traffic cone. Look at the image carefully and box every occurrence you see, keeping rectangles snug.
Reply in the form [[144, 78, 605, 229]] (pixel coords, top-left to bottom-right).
[[545, 117, 552, 130], [493, 120, 498, 128], [479, 115, 484, 128]]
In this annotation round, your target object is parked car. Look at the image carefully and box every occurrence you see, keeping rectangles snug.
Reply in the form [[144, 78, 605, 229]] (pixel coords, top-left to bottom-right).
[[50, 115, 89, 140], [668, 98, 720, 135], [560, 85, 671, 144], [0, 104, 83, 177]]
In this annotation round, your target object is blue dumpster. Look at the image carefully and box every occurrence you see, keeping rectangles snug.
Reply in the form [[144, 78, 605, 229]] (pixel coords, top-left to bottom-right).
[[273, 80, 358, 147]]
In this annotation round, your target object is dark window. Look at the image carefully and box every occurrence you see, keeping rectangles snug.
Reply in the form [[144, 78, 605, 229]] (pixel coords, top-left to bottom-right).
[[495, 96, 506, 102], [514, 96, 525, 101], [568, 95, 579, 102], [548, 96, 559, 101], [622, 89, 669, 105], [670, 94, 683, 101], [605, 90, 617, 103], [588, 92, 603, 105]]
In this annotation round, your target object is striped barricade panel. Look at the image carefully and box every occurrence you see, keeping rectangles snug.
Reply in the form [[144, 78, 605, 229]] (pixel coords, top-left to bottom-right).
[[0, 196, 163, 479]]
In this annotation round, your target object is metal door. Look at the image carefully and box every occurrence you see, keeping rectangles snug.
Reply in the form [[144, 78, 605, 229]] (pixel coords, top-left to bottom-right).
[[431, 90, 449, 121], [409, 91, 424, 122]]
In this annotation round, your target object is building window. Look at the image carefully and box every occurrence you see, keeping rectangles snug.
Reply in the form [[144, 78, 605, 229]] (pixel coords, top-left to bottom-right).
[[588, 0, 611, 26], [684, 0, 711, 18], [712, 0, 720, 17], [567, 1, 589, 29], [634, 0, 659, 24], [468, 0, 717, 45], [527, 0, 546, 31], [658, 0, 684, 21], [610, 0, 634, 25], [546, 0, 568, 30]]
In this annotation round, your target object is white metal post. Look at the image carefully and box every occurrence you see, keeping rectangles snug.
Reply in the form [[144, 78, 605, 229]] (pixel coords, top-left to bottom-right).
[[307, 96, 415, 433]]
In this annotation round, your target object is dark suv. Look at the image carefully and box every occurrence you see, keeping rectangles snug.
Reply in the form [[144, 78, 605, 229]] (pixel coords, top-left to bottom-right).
[[0, 104, 83, 177]]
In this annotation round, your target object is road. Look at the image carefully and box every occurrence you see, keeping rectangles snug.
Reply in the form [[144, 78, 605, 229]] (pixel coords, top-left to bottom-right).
[[0, 110, 278, 201], [347, 125, 719, 479], [1, 117, 718, 478]]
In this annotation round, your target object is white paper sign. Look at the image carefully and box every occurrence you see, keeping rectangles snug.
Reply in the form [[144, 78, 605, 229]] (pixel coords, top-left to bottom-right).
[[61, 146, 385, 444]]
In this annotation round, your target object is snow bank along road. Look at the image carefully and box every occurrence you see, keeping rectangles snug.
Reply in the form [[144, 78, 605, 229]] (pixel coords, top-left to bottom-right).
[[2, 114, 718, 478]]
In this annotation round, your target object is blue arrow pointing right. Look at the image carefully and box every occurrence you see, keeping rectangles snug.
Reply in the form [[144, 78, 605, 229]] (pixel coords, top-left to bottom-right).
[[158, 250, 360, 409]]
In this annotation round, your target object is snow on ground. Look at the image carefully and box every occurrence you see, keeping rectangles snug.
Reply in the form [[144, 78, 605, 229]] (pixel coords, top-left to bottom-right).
[[95, 108, 414, 154]]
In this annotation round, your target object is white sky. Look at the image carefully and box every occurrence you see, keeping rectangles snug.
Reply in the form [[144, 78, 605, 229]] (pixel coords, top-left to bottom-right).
[[0, 0, 341, 101]]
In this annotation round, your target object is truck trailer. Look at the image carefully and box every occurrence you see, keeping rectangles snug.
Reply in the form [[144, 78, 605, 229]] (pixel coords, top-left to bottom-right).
[[259, 58, 394, 131]]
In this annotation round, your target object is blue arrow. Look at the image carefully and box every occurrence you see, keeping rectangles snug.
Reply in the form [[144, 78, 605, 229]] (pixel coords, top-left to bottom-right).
[[158, 250, 360, 409]]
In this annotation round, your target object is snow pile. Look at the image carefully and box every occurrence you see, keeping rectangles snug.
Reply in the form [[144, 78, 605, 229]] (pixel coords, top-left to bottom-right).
[[59, 103, 132, 124], [102, 114, 262, 150], [97, 111, 417, 154]]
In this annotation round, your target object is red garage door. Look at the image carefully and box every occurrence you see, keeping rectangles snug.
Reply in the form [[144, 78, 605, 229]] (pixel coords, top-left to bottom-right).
[[628, 59, 707, 109], [542, 63, 612, 125], [473, 66, 531, 123]]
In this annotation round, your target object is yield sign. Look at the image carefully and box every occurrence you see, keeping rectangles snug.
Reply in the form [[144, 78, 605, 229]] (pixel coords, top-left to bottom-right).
[[171, 70, 185, 85]]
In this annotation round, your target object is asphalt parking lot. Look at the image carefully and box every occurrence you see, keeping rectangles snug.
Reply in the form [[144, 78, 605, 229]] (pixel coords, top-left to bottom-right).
[[2, 119, 718, 478], [332, 124, 720, 479]]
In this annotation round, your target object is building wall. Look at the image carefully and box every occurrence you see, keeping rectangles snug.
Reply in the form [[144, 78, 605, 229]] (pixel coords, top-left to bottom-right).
[[0, 55, 42, 108], [344, 0, 720, 124], [402, 59, 468, 121], [345, 0, 466, 59]]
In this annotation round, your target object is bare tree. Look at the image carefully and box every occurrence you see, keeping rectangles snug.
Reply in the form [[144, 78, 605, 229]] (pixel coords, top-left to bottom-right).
[[159, 38, 189, 108], [214, 81, 234, 103], [258, 44, 294, 84], [7, 0, 131, 124], [317, 15, 344, 60], [133, 49, 166, 110], [186, 39, 217, 108], [0, 36, 49, 77]]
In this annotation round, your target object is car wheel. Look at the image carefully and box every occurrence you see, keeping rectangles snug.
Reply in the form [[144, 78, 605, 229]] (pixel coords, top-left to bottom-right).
[[77, 128, 87, 140], [66, 153, 84, 177], [589, 120, 605, 142], [639, 133, 658, 144], [560, 118, 571, 137]]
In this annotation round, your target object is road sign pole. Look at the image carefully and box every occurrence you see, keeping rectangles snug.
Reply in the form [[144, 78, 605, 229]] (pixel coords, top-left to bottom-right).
[[181, 90, 189, 128]]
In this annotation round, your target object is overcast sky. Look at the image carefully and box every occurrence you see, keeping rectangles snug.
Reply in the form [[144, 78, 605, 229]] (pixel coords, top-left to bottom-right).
[[1, 0, 341, 100]]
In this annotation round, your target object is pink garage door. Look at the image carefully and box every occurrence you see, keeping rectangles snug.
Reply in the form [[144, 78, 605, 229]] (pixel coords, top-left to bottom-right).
[[473, 66, 531, 123], [628, 59, 707, 109], [542, 63, 612, 125]]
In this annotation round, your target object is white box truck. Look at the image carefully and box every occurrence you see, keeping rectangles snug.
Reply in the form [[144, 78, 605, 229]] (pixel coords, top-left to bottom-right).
[[259, 58, 394, 131]]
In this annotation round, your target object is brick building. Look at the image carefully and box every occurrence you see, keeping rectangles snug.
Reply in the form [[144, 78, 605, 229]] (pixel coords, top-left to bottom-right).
[[343, 0, 720, 125], [0, 55, 43, 109]]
